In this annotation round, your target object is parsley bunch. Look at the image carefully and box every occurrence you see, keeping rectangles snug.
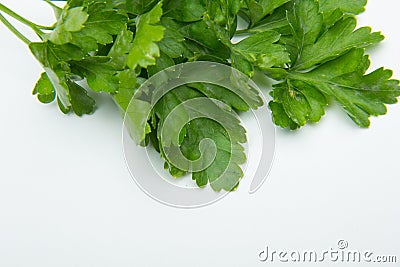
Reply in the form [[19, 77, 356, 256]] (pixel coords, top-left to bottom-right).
[[0, 0, 399, 191]]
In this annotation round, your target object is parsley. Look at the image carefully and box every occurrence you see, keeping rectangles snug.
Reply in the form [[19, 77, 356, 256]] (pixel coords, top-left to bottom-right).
[[265, 0, 399, 129], [0, 0, 399, 191]]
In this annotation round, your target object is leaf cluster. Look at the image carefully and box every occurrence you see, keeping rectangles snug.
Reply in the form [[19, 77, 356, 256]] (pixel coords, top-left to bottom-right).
[[1, 0, 399, 191]]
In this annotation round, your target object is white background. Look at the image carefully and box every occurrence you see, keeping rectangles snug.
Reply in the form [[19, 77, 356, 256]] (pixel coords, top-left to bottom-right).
[[0, 1, 399, 266]]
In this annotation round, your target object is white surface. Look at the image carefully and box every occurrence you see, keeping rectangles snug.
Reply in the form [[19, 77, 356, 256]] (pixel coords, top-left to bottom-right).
[[0, 1, 399, 266]]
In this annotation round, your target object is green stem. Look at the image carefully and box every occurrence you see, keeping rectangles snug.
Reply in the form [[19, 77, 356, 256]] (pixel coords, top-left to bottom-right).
[[235, 29, 257, 35], [37, 24, 55, 30], [0, 3, 48, 38], [43, 0, 61, 11], [128, 18, 137, 24], [0, 13, 30, 44]]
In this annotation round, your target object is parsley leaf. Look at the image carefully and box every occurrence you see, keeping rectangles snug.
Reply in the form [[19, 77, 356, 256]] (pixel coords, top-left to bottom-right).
[[319, 0, 367, 15], [47, 6, 88, 45], [67, 79, 96, 116], [126, 0, 160, 15], [108, 27, 134, 69], [231, 30, 290, 76], [72, 3, 128, 52], [265, 0, 398, 129], [157, 18, 187, 59], [33, 73, 56, 104], [29, 41, 85, 114], [113, 70, 138, 112], [154, 86, 247, 191], [126, 1, 165, 69], [292, 17, 384, 70], [164, 0, 204, 22], [285, 0, 383, 70], [269, 49, 400, 128], [245, 0, 290, 27], [71, 56, 119, 93]]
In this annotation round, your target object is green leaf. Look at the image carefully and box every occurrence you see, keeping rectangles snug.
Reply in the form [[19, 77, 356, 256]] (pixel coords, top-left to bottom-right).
[[319, 0, 367, 30], [47, 6, 89, 45], [29, 42, 84, 111], [270, 49, 400, 128], [269, 101, 293, 129], [184, 118, 246, 192], [270, 79, 327, 127], [70, 2, 128, 52], [303, 49, 400, 127], [126, 0, 160, 15], [286, 0, 322, 64], [231, 52, 255, 77], [154, 86, 247, 192], [114, 73, 148, 144], [188, 83, 251, 112], [33, 72, 56, 104], [245, 0, 290, 26], [181, 20, 230, 59], [282, 0, 384, 70], [266, 0, 396, 130], [67, 80, 96, 116], [293, 17, 384, 70], [157, 18, 187, 59], [126, 1, 165, 69], [108, 28, 134, 69], [246, 3, 291, 34], [232, 31, 290, 72], [29, 41, 84, 70], [113, 69, 138, 112], [205, 0, 242, 35], [319, 0, 367, 15], [321, 8, 344, 31], [147, 51, 175, 77], [163, 0, 204, 22], [71, 56, 119, 93], [57, 97, 71, 114]]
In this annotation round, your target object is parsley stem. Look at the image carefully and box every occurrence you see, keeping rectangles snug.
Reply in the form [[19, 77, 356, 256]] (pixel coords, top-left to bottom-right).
[[235, 29, 262, 35], [43, 0, 61, 11], [0, 3, 47, 39], [0, 13, 30, 45]]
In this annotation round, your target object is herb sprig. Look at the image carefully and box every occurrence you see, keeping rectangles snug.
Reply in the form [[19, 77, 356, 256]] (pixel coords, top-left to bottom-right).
[[0, 0, 399, 191]]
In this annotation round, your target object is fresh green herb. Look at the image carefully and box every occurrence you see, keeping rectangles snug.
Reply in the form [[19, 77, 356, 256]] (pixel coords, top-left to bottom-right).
[[0, 0, 399, 191]]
